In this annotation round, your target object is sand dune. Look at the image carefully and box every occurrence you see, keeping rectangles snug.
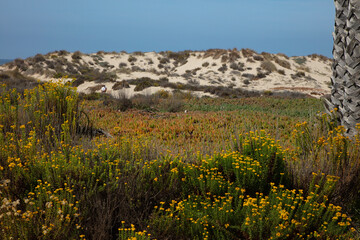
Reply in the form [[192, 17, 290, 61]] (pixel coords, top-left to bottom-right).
[[0, 49, 332, 98]]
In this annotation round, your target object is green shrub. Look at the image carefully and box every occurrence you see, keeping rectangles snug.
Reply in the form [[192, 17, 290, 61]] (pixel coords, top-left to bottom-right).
[[134, 80, 154, 92], [133, 51, 144, 56], [253, 55, 264, 61], [53, 72, 66, 78], [261, 61, 277, 72], [58, 50, 69, 56], [294, 57, 307, 65], [166, 51, 190, 63], [32, 54, 46, 63], [241, 48, 257, 58], [275, 57, 291, 69], [155, 89, 170, 99], [278, 69, 286, 75], [128, 56, 137, 63], [72, 51, 82, 60], [112, 81, 130, 90], [202, 62, 209, 67], [218, 64, 228, 73], [119, 62, 127, 68], [159, 58, 169, 64]]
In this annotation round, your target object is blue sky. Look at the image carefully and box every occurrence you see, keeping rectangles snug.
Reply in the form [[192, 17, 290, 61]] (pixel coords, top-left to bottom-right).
[[0, 0, 334, 59]]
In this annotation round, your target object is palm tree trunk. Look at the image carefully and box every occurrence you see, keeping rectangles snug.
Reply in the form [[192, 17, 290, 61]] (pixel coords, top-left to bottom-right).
[[342, 0, 360, 135], [327, 0, 360, 135], [329, 0, 348, 111]]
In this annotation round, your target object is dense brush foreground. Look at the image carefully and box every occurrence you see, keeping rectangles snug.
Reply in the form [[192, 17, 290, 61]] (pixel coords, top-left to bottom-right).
[[0, 81, 360, 239]]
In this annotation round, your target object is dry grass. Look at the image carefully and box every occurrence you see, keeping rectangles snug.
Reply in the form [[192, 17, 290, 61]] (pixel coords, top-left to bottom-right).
[[241, 48, 257, 58]]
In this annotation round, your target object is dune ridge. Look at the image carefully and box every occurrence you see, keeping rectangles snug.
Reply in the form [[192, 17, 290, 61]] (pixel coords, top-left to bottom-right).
[[0, 49, 332, 98]]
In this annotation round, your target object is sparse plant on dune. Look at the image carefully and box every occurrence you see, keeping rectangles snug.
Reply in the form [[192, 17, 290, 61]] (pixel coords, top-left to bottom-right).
[[72, 51, 82, 60], [128, 56, 137, 63], [202, 62, 209, 67], [133, 51, 144, 56], [275, 56, 291, 69], [32, 54, 46, 63], [278, 69, 286, 75], [261, 60, 277, 72], [294, 57, 307, 65], [241, 48, 257, 58], [253, 55, 264, 61]]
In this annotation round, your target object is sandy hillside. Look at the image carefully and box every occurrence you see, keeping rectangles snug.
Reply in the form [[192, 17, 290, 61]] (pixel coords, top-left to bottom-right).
[[0, 49, 333, 98]]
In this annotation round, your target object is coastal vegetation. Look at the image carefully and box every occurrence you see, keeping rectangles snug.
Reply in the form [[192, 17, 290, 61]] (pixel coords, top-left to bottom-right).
[[0, 81, 359, 239]]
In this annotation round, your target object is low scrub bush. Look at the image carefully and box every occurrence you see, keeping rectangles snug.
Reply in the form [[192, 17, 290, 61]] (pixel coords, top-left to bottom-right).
[[159, 58, 169, 64], [255, 72, 267, 79], [203, 49, 227, 59], [163, 51, 190, 66], [241, 48, 257, 58], [278, 53, 290, 59], [275, 56, 291, 69], [72, 51, 82, 60], [308, 54, 330, 62], [221, 55, 229, 63], [294, 57, 307, 65], [261, 61, 277, 72], [58, 50, 69, 56], [32, 54, 46, 63], [119, 62, 127, 68], [202, 62, 209, 67], [229, 50, 240, 62], [128, 56, 137, 63], [0, 70, 40, 93], [133, 51, 144, 56], [218, 64, 228, 73], [154, 89, 170, 99], [278, 69, 286, 75], [72, 67, 116, 86], [261, 52, 274, 61], [112, 80, 130, 90], [253, 55, 264, 61], [45, 60, 55, 69], [12, 58, 28, 71], [247, 57, 255, 63], [291, 71, 306, 80], [134, 80, 155, 92]]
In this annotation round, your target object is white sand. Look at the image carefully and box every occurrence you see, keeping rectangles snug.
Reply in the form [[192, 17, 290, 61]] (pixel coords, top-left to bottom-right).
[[0, 50, 333, 98]]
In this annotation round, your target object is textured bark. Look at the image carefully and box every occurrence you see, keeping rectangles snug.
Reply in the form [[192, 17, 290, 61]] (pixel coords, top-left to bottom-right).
[[329, 0, 349, 111], [328, 0, 360, 135], [342, 0, 360, 135]]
